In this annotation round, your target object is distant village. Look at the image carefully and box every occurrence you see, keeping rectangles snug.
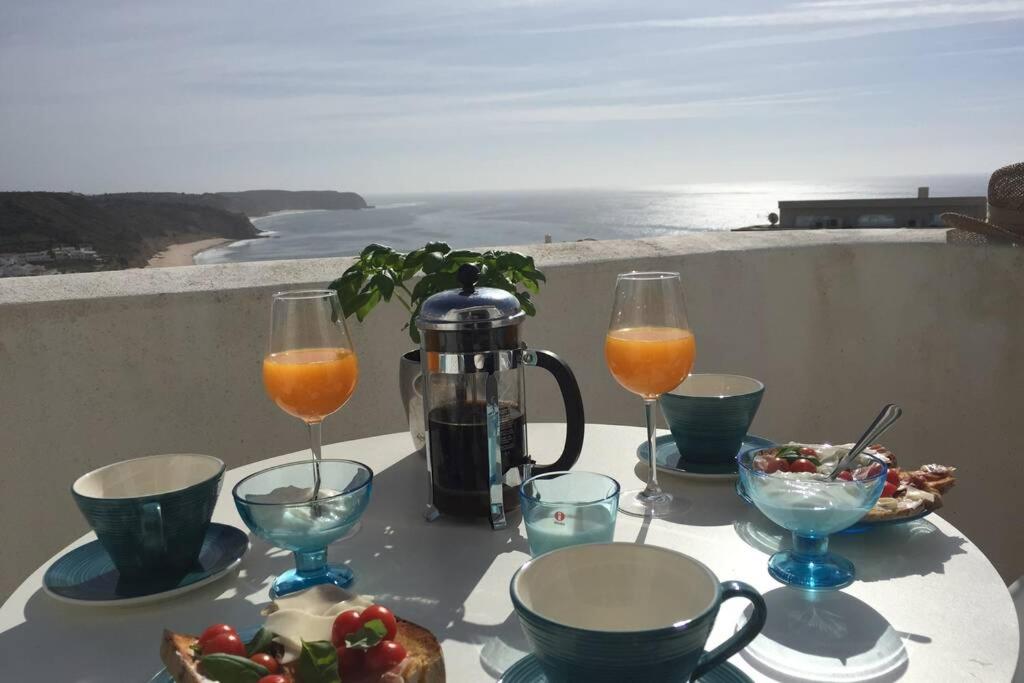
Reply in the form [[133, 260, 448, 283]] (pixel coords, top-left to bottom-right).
[[0, 245, 101, 277]]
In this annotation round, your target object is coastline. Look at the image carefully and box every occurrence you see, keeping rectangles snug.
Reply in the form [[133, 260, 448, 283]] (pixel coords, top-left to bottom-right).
[[146, 238, 232, 268], [251, 208, 331, 222]]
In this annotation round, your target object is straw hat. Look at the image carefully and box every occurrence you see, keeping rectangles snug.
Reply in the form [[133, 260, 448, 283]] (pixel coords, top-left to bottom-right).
[[942, 162, 1024, 245]]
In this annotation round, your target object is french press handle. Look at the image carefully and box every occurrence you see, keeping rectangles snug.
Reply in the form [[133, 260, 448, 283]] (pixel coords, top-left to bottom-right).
[[522, 349, 585, 474]]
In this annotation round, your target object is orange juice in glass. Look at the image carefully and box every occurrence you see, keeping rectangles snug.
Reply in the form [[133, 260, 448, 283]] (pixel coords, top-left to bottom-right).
[[264, 290, 358, 502], [605, 326, 695, 399], [605, 272, 694, 517], [263, 347, 359, 423]]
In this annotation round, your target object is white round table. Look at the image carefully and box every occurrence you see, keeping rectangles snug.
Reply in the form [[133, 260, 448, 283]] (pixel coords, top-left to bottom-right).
[[0, 424, 1018, 681]]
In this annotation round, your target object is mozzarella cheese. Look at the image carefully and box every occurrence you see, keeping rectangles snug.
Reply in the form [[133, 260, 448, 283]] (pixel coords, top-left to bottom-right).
[[262, 584, 375, 662]]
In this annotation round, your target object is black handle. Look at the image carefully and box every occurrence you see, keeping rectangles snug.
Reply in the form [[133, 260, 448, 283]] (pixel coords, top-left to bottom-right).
[[690, 581, 767, 681], [528, 349, 585, 475]]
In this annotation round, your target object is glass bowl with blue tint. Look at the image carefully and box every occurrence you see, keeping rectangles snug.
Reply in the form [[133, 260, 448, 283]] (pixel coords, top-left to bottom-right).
[[233, 459, 372, 597], [738, 448, 886, 590]]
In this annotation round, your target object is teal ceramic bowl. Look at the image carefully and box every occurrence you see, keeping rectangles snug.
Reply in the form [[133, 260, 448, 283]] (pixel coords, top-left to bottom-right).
[[510, 543, 767, 683], [660, 374, 764, 465]]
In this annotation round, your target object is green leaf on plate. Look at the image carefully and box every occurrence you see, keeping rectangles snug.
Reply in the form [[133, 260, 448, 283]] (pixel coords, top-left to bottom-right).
[[296, 640, 341, 683], [198, 653, 268, 683]]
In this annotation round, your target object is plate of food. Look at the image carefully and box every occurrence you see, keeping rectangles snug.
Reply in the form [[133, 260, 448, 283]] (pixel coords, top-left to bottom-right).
[[153, 584, 445, 683], [735, 442, 956, 530]]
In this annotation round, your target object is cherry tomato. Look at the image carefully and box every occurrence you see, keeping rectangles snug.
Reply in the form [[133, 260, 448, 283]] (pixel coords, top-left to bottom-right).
[[865, 462, 884, 479], [365, 640, 408, 671], [886, 468, 900, 485], [799, 447, 817, 457], [198, 624, 238, 650], [257, 676, 287, 683], [761, 456, 789, 474], [359, 604, 398, 641], [881, 481, 898, 498], [788, 458, 818, 474], [332, 609, 364, 646], [336, 645, 365, 676], [250, 653, 280, 674], [201, 632, 246, 657], [837, 470, 853, 481]]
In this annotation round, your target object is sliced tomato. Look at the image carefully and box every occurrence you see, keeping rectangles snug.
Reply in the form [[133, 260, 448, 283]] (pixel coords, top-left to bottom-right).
[[837, 470, 853, 481], [198, 624, 238, 650], [886, 468, 900, 485], [359, 605, 398, 641], [881, 481, 898, 498], [365, 640, 408, 671], [201, 632, 246, 657], [337, 645, 365, 676], [332, 609, 364, 646], [788, 458, 818, 474], [250, 653, 280, 674]]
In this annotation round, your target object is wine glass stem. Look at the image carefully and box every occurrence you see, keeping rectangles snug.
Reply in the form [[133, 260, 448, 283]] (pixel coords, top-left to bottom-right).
[[308, 420, 323, 501], [642, 398, 663, 497]]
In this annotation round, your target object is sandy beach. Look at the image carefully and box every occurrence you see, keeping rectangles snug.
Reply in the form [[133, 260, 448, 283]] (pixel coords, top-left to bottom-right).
[[146, 238, 231, 268]]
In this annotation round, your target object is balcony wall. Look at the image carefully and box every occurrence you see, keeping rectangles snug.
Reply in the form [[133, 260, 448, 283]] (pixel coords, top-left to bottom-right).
[[1, 230, 1022, 599]]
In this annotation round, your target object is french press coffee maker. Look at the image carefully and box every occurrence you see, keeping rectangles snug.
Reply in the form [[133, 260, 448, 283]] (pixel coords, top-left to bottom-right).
[[416, 264, 585, 529]]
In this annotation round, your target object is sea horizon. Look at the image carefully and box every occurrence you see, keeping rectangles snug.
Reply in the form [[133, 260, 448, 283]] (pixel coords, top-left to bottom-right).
[[194, 174, 987, 265]]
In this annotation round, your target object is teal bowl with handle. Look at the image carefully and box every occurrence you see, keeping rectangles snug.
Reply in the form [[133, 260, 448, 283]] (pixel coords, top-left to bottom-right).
[[510, 543, 767, 683]]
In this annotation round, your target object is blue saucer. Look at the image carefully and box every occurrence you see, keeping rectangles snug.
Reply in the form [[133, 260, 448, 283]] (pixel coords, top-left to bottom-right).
[[638, 435, 774, 480], [500, 654, 752, 682], [44, 522, 248, 606]]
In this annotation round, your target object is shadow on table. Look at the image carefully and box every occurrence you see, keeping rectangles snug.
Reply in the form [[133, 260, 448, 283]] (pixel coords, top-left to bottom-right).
[[740, 587, 913, 682], [326, 446, 534, 678], [732, 515, 968, 582], [0, 446, 533, 679], [0, 554, 270, 678], [630, 461, 753, 527]]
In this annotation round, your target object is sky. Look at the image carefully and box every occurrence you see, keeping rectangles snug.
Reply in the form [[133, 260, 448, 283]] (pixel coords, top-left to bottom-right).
[[1, 0, 1023, 193]]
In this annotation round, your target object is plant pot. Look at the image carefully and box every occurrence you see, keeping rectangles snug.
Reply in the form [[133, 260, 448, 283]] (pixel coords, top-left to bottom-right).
[[399, 349, 426, 455]]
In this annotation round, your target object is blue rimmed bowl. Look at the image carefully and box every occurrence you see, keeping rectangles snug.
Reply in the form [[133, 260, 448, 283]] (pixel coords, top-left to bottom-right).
[[510, 543, 766, 683], [660, 374, 764, 465]]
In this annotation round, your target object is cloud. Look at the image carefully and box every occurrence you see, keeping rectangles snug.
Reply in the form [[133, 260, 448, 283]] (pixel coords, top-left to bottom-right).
[[520, 1, 1024, 33]]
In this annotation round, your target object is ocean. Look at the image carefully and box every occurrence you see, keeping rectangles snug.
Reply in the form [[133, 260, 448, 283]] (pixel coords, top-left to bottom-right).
[[193, 175, 986, 265]]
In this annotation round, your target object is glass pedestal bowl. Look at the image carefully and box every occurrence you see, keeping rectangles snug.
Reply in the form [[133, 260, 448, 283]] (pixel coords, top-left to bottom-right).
[[738, 449, 886, 590], [233, 459, 372, 597]]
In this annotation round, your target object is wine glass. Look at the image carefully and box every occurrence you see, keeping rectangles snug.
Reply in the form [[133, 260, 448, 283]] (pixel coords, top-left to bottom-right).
[[263, 290, 359, 502], [605, 272, 695, 517]]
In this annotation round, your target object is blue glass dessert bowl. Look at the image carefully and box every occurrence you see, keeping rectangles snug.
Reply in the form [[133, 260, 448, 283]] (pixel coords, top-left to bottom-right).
[[738, 447, 887, 590], [233, 459, 372, 597]]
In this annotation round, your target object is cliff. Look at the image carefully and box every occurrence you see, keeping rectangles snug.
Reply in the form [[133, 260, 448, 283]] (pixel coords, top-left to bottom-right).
[[103, 190, 368, 216], [0, 189, 368, 272], [0, 192, 260, 269]]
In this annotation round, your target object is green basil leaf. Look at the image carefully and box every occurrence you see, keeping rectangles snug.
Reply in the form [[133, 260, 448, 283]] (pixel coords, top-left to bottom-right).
[[360, 243, 389, 259], [371, 273, 395, 301], [198, 654, 269, 683], [421, 251, 444, 274], [245, 627, 275, 656], [355, 290, 382, 322], [345, 618, 388, 649], [424, 241, 451, 254], [297, 639, 341, 683]]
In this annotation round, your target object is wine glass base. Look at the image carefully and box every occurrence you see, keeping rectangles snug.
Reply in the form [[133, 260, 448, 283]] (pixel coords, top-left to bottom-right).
[[618, 488, 679, 518], [767, 549, 854, 591], [271, 562, 355, 598]]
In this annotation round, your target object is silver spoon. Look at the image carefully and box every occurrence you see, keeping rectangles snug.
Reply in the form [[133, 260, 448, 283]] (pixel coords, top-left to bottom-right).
[[828, 403, 903, 480]]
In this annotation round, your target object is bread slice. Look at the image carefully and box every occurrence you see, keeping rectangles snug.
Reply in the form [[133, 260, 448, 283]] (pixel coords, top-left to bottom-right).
[[160, 618, 444, 683]]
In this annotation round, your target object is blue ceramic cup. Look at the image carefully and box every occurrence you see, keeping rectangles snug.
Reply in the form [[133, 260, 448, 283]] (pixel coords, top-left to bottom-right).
[[520, 471, 619, 557], [511, 543, 767, 683], [660, 374, 764, 465], [71, 453, 224, 581]]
